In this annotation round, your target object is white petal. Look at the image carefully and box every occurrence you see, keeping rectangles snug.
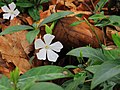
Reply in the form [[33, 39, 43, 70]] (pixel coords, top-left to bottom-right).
[[50, 41, 63, 52], [10, 14, 15, 20], [3, 13, 11, 19], [9, 2, 16, 11], [47, 49, 59, 62], [43, 34, 55, 45], [1, 6, 10, 12], [36, 49, 46, 60], [14, 9, 20, 16], [34, 39, 45, 49]]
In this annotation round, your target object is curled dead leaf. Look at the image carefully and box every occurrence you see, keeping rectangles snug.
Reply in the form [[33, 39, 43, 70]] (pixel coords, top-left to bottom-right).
[[53, 17, 103, 48]]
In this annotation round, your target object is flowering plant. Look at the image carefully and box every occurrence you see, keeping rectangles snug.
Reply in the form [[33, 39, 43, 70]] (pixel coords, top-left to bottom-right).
[[1, 2, 20, 20], [35, 34, 63, 62]]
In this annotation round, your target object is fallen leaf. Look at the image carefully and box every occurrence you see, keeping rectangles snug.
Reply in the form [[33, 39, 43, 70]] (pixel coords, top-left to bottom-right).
[[25, 16, 33, 25], [0, 18, 32, 74], [73, 68, 83, 74], [53, 17, 104, 48], [106, 26, 120, 40]]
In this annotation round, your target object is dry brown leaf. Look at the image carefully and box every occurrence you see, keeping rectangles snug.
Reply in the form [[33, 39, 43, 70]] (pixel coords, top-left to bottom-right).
[[106, 26, 120, 40], [9, 18, 33, 54], [40, 10, 51, 19], [0, 18, 32, 74], [25, 16, 33, 25], [0, 35, 31, 73], [53, 17, 104, 48], [73, 68, 83, 74], [0, 66, 10, 77]]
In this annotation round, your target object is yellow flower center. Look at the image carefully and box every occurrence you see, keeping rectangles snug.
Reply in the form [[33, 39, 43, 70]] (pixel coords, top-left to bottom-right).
[[45, 45, 50, 49], [9, 10, 14, 14]]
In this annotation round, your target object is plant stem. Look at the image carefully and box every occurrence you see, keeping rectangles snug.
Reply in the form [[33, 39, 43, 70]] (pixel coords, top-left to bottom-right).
[[84, 17, 102, 48]]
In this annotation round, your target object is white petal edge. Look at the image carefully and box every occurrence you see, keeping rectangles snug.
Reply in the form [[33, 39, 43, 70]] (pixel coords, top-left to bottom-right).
[[50, 41, 63, 52], [9, 2, 16, 11], [43, 34, 55, 45], [3, 13, 11, 19], [47, 49, 59, 62], [34, 39, 45, 49], [36, 49, 46, 60], [10, 14, 15, 20], [14, 9, 20, 16], [1, 6, 10, 12]]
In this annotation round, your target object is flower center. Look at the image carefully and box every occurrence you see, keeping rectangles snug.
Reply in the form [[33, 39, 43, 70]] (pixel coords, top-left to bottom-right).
[[9, 10, 14, 14], [45, 45, 50, 49]]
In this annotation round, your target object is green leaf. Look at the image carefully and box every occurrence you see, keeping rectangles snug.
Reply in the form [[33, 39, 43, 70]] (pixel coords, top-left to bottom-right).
[[38, 5, 43, 10], [45, 24, 52, 34], [16, 2, 34, 7], [91, 60, 120, 89], [75, 14, 83, 18], [64, 76, 86, 90], [95, 0, 108, 12], [10, 67, 20, 84], [28, 8, 40, 21], [67, 47, 106, 62], [112, 33, 120, 48], [40, 0, 49, 4], [26, 30, 40, 44], [0, 76, 12, 90], [86, 65, 100, 74], [0, 2, 5, 7], [89, 12, 106, 20], [64, 65, 78, 69], [29, 82, 64, 90], [0, 25, 33, 35], [95, 18, 110, 27], [101, 81, 116, 90], [70, 20, 84, 26], [19, 65, 73, 89], [103, 46, 120, 60], [39, 11, 73, 26], [19, 66, 73, 90], [50, 22, 55, 30], [109, 15, 120, 26]]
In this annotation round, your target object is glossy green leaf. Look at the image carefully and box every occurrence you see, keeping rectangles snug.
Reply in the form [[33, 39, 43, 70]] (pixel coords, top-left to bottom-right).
[[0, 76, 12, 90], [29, 82, 64, 90], [19, 65, 73, 88], [39, 11, 73, 26], [91, 60, 120, 89], [0, 25, 33, 35], [86, 65, 100, 74], [67, 47, 106, 62], [16, 2, 34, 7], [28, 8, 40, 21], [64, 76, 86, 90], [26, 30, 40, 44]]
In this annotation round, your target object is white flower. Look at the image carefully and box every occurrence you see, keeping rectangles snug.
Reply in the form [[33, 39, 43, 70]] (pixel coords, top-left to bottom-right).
[[35, 34, 63, 62], [1, 2, 20, 20]]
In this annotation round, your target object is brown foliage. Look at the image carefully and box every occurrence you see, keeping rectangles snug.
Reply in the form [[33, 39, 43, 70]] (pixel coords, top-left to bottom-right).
[[53, 17, 103, 49], [0, 18, 32, 76]]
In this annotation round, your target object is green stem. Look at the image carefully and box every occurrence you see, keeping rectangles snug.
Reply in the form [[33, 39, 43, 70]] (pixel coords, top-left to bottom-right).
[[84, 17, 102, 48]]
